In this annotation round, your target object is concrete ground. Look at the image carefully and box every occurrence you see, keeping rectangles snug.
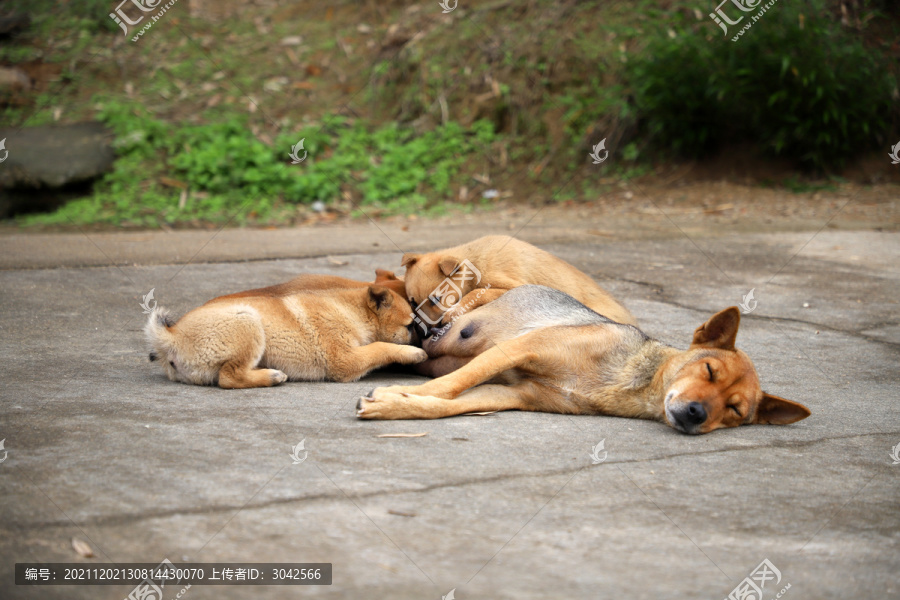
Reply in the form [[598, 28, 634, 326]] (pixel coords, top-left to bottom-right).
[[1, 218, 898, 599]]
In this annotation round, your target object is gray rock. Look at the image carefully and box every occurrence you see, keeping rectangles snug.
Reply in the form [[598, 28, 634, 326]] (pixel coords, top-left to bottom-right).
[[0, 121, 115, 217], [0, 66, 30, 91]]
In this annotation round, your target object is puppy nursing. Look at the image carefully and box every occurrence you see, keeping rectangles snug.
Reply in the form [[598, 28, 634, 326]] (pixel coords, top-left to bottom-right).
[[402, 235, 636, 329], [146, 272, 425, 388], [144, 234, 810, 435]]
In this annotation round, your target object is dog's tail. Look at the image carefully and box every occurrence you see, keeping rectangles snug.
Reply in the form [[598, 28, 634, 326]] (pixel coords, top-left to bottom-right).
[[145, 306, 176, 362]]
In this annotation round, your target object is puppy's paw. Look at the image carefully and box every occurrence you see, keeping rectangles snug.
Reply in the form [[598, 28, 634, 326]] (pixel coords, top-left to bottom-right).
[[271, 370, 288, 385], [397, 346, 428, 365]]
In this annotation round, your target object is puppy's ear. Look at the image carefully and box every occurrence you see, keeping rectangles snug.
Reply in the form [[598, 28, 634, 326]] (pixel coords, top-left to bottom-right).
[[754, 392, 811, 425], [374, 269, 407, 297], [691, 307, 740, 350], [367, 286, 394, 312], [401, 253, 420, 268], [374, 268, 400, 282], [438, 256, 459, 277]]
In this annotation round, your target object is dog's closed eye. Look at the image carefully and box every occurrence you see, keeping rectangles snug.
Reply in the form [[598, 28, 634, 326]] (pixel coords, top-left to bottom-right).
[[706, 362, 714, 381], [728, 405, 742, 418]]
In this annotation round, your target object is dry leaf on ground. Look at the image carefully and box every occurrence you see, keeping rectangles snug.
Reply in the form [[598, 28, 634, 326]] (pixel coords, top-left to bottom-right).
[[71, 537, 94, 558]]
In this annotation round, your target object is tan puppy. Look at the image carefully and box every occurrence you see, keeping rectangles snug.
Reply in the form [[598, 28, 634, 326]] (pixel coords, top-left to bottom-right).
[[209, 269, 408, 301], [358, 285, 811, 435], [402, 235, 636, 332], [146, 271, 426, 388]]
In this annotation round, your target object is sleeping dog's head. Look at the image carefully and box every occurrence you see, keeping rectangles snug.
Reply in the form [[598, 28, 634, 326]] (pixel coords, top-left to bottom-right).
[[664, 307, 810, 434]]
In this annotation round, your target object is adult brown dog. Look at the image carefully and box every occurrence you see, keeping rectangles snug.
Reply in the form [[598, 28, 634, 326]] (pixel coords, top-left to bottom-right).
[[357, 285, 811, 434], [401, 235, 636, 332], [146, 270, 426, 388]]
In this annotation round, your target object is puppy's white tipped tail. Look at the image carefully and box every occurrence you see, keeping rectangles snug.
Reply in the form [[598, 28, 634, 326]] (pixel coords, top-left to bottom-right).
[[145, 306, 175, 359]]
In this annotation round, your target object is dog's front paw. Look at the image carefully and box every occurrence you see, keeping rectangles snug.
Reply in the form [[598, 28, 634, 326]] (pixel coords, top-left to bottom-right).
[[271, 370, 288, 385], [357, 388, 419, 420], [397, 346, 428, 365]]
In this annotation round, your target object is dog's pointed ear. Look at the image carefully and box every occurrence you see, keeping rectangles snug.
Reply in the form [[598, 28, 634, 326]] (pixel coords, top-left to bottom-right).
[[754, 392, 811, 425], [401, 253, 420, 268], [367, 285, 393, 312], [438, 257, 459, 277], [691, 307, 740, 350], [374, 269, 406, 297], [374, 268, 400, 282]]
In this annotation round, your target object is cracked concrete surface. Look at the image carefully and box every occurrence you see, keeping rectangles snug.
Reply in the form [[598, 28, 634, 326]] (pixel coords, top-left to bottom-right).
[[0, 226, 898, 599]]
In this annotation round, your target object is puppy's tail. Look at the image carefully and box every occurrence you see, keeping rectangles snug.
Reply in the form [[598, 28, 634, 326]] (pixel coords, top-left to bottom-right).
[[145, 306, 176, 362]]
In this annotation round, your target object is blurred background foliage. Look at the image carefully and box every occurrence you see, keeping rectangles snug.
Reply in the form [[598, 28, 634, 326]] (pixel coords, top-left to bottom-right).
[[0, 0, 897, 228]]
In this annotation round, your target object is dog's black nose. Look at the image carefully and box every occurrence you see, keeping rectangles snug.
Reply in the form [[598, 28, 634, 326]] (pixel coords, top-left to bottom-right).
[[684, 402, 707, 425]]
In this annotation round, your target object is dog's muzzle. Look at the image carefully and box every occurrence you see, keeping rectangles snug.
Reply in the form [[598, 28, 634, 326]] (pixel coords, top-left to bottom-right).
[[664, 392, 707, 434]]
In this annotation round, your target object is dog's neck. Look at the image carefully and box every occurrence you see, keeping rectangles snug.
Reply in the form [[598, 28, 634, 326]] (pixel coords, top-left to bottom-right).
[[595, 336, 689, 422]]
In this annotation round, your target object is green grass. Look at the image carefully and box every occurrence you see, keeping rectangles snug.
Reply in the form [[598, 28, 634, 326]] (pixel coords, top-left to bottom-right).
[[20, 99, 496, 227]]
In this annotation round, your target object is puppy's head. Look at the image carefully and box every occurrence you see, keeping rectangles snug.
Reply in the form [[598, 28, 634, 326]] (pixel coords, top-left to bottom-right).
[[366, 285, 417, 345], [401, 252, 478, 328], [664, 307, 810, 434]]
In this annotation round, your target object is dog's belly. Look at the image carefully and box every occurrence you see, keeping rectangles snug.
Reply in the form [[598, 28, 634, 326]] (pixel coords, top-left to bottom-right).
[[261, 345, 327, 381], [257, 301, 329, 381]]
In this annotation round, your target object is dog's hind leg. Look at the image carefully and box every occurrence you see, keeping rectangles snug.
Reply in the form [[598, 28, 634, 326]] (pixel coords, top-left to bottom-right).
[[210, 310, 286, 389], [218, 363, 287, 388], [357, 382, 538, 420]]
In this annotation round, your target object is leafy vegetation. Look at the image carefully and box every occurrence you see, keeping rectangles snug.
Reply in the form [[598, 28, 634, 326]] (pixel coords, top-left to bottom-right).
[[2, 0, 898, 227], [627, 0, 896, 169], [21, 100, 495, 227]]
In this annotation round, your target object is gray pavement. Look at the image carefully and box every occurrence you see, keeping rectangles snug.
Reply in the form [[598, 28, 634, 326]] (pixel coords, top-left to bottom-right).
[[0, 224, 898, 600]]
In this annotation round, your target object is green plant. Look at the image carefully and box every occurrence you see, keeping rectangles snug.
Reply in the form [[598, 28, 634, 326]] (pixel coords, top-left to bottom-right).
[[627, 0, 896, 169], [5, 0, 119, 33], [19, 99, 496, 227], [0, 45, 41, 63]]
